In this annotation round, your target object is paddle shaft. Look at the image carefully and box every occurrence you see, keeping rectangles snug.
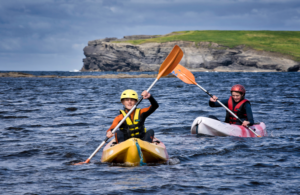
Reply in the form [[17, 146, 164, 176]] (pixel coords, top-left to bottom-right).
[[181, 72, 261, 137], [84, 79, 159, 163]]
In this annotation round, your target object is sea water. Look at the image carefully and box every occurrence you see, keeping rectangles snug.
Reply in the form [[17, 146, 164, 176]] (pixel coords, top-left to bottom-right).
[[0, 71, 299, 194]]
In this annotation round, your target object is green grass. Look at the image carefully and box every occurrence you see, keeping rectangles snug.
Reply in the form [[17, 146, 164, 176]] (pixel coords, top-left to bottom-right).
[[114, 30, 300, 61]]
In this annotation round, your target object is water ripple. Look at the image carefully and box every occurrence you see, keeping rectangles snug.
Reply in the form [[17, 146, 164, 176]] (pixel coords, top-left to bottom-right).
[[0, 72, 299, 194]]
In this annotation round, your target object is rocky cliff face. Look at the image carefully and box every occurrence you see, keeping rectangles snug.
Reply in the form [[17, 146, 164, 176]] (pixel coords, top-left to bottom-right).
[[81, 37, 300, 72]]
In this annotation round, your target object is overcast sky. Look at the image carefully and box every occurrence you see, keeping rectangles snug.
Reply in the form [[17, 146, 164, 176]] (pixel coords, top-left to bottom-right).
[[0, 0, 299, 71]]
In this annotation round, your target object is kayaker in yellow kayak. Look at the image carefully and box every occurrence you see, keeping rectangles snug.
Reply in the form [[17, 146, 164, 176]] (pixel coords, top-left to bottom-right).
[[209, 84, 254, 127], [106, 89, 159, 143]]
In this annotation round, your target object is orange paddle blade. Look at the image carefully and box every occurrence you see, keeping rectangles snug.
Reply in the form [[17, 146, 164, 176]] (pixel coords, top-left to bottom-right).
[[172, 64, 196, 85], [73, 162, 87, 165], [157, 45, 183, 78], [73, 159, 90, 165]]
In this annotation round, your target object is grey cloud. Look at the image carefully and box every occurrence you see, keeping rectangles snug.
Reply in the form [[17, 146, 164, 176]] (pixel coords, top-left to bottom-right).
[[0, 0, 299, 70]]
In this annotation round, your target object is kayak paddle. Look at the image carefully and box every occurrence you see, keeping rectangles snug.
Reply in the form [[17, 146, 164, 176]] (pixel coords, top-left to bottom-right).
[[172, 64, 261, 138], [74, 45, 184, 165]]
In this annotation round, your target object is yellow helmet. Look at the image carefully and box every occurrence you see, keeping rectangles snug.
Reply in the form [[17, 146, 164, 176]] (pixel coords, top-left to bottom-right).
[[120, 89, 138, 101]]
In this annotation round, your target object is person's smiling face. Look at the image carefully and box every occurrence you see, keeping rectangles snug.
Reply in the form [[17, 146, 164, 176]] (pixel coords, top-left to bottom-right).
[[121, 98, 137, 110], [231, 91, 243, 102]]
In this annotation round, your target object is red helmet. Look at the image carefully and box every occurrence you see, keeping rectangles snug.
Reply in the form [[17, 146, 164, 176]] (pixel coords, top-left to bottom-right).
[[231, 84, 246, 96]]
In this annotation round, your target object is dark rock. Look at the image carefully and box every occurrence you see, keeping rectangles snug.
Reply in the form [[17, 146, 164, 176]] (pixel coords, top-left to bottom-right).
[[5, 127, 24, 130], [103, 37, 118, 42], [123, 35, 160, 40], [65, 107, 78, 112]]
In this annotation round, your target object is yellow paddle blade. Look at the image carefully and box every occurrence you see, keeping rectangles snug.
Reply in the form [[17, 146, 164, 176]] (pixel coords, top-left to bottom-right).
[[172, 64, 196, 85], [157, 45, 183, 78]]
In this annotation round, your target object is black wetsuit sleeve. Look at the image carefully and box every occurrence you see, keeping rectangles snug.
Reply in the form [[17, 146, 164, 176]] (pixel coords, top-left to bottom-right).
[[243, 102, 254, 126], [209, 98, 228, 107], [140, 95, 159, 120]]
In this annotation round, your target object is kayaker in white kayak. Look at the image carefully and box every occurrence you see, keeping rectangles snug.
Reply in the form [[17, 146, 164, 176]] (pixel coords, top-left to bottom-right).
[[209, 84, 254, 127], [106, 89, 159, 143]]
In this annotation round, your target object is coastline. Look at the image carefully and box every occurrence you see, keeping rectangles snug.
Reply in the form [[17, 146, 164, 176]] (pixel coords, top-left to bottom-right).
[[1, 69, 298, 79], [0, 72, 169, 79]]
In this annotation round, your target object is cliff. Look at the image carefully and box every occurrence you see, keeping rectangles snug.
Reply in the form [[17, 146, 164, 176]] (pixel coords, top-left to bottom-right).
[[81, 35, 300, 72]]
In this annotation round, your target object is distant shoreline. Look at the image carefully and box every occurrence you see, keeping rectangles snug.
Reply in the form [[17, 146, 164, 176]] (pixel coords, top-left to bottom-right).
[[0, 70, 298, 79], [0, 72, 166, 78]]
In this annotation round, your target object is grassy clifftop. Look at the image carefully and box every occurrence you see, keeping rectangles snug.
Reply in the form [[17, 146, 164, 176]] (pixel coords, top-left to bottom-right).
[[116, 30, 300, 61]]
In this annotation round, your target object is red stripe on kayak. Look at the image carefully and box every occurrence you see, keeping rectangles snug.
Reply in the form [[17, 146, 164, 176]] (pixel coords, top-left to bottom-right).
[[238, 125, 248, 137]]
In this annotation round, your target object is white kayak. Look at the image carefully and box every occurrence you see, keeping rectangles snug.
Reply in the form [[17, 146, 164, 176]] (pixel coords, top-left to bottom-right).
[[191, 117, 267, 137]]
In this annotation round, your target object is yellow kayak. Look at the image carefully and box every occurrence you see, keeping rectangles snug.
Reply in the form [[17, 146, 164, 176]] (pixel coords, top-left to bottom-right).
[[101, 138, 169, 166]]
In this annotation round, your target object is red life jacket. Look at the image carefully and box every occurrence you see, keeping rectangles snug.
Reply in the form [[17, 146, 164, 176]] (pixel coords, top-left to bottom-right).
[[226, 96, 250, 124]]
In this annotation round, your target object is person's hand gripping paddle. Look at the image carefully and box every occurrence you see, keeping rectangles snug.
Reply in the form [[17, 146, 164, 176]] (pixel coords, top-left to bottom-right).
[[74, 45, 184, 165], [172, 64, 261, 138]]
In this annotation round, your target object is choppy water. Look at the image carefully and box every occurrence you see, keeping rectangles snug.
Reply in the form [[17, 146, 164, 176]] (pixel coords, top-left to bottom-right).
[[0, 71, 299, 194]]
